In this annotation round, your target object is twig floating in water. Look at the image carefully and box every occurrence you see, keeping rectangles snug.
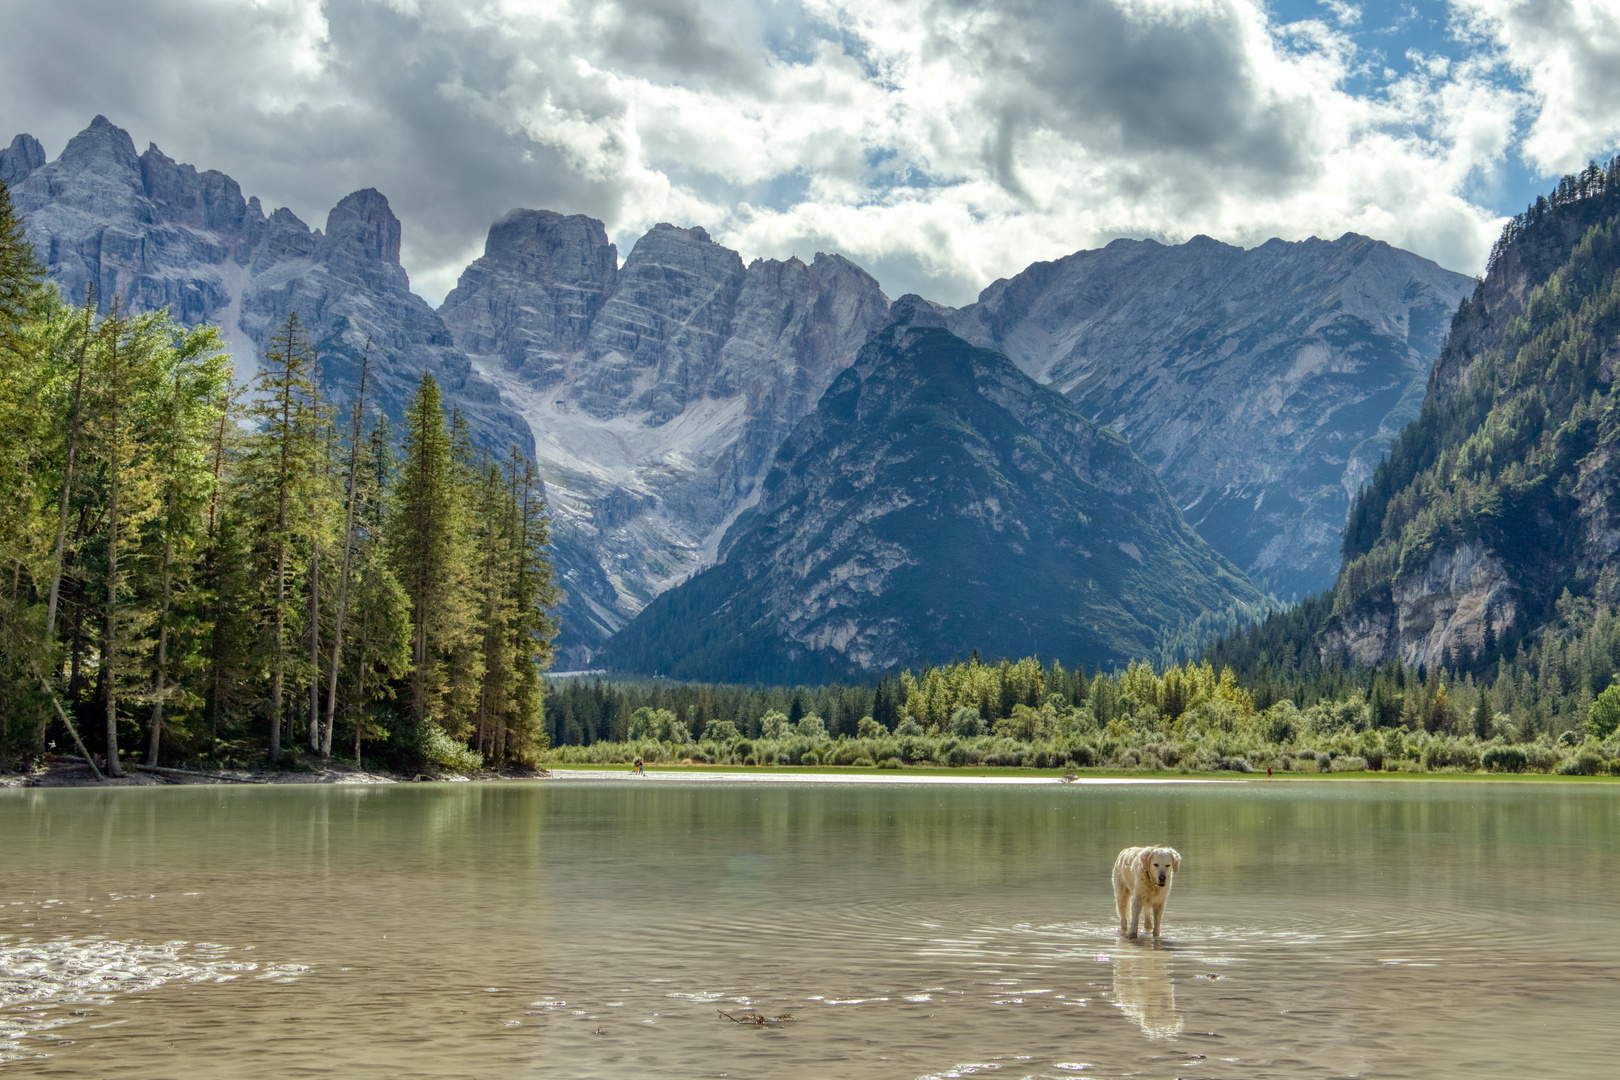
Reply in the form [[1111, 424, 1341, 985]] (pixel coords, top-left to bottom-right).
[[718, 1009, 797, 1025]]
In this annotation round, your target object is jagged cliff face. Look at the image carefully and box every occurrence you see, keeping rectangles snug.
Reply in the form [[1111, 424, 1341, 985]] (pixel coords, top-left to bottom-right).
[[6, 117, 528, 455], [1325, 167, 1620, 670], [440, 218, 890, 659], [943, 234, 1475, 599], [602, 317, 1266, 682]]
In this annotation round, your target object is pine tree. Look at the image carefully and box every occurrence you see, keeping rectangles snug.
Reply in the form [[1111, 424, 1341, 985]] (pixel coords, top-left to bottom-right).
[[322, 344, 371, 757], [137, 322, 230, 764], [343, 415, 410, 764], [391, 372, 473, 739], [238, 313, 321, 764]]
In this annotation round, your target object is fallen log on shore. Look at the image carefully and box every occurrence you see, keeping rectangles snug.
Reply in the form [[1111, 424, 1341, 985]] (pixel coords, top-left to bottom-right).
[[52, 755, 268, 784]]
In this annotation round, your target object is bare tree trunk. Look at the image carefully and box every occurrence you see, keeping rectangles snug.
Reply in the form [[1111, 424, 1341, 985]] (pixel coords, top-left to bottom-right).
[[32, 661, 102, 781], [45, 288, 95, 639], [323, 346, 369, 757], [145, 530, 174, 766], [308, 534, 320, 752]]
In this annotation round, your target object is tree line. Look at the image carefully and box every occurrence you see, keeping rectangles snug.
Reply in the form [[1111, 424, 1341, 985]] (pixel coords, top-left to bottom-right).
[[0, 179, 558, 774]]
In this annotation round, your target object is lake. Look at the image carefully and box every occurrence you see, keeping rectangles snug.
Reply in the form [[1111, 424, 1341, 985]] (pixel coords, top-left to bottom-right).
[[3, 777, 1618, 1078]]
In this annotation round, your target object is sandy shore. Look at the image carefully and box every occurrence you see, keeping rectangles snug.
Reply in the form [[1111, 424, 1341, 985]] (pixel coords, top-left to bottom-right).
[[544, 768, 1241, 786], [2, 759, 1242, 788]]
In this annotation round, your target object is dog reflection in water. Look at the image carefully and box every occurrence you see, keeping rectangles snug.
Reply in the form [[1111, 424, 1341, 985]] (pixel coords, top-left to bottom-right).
[[1111, 948, 1183, 1039]]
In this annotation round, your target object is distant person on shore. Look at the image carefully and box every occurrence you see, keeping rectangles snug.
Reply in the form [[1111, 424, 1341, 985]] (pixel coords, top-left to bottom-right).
[[633, 757, 645, 776]]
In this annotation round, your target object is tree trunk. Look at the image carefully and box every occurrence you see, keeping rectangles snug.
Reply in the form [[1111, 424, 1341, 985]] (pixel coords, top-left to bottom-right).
[[45, 290, 95, 638], [308, 534, 320, 752], [103, 311, 124, 777], [323, 347, 368, 758], [145, 530, 174, 766]]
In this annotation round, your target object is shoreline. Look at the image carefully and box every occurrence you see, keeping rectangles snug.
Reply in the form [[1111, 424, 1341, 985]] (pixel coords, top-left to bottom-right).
[[5, 758, 1617, 789]]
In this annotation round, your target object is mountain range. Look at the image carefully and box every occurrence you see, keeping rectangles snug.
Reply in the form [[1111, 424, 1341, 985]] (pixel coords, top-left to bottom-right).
[[604, 309, 1266, 680], [2, 117, 1476, 674]]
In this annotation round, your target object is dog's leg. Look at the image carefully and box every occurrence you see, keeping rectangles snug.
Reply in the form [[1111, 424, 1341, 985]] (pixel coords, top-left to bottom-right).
[[1128, 894, 1142, 939], [1149, 899, 1164, 941], [1115, 874, 1130, 934]]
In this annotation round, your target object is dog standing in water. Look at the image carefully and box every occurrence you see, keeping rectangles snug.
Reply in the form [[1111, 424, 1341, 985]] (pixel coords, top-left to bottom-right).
[[1113, 846, 1182, 942]]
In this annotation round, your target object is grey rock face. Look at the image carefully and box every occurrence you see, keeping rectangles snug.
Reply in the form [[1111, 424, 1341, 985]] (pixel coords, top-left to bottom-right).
[[1, 133, 46, 186], [9, 117, 527, 457], [441, 217, 890, 662], [941, 234, 1475, 599], [603, 322, 1266, 681]]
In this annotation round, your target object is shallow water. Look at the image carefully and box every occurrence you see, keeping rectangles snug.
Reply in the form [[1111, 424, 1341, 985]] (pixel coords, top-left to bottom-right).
[[2, 779, 1618, 1078]]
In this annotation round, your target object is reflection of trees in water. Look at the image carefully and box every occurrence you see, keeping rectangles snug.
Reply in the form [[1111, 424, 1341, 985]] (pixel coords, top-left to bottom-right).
[[1112, 947, 1182, 1039]]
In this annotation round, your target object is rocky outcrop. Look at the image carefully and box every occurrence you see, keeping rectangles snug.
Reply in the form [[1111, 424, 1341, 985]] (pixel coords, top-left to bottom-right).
[[1325, 541, 1516, 668], [442, 219, 890, 661], [8, 117, 527, 456], [939, 234, 1474, 599], [603, 320, 1266, 681], [1315, 164, 1620, 672], [1, 133, 45, 186]]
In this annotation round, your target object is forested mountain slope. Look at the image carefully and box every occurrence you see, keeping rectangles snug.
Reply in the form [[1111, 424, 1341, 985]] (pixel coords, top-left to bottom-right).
[[604, 309, 1266, 682], [1221, 159, 1620, 678]]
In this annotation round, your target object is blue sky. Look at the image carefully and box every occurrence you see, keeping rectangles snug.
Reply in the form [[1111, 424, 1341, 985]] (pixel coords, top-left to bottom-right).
[[2, 0, 1617, 305]]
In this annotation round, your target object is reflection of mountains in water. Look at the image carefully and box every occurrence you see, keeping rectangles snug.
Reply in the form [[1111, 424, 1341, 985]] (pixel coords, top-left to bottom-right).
[[1112, 946, 1183, 1039]]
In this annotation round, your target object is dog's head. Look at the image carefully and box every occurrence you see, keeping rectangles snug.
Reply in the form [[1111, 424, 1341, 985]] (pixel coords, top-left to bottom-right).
[[1138, 847, 1181, 888]]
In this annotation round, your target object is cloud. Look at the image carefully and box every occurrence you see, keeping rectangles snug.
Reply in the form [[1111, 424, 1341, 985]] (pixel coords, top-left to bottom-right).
[[1455, 0, 1620, 175], [0, 0, 1609, 306]]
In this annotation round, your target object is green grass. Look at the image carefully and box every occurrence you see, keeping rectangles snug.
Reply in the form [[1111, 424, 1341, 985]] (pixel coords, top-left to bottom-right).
[[543, 762, 1620, 782]]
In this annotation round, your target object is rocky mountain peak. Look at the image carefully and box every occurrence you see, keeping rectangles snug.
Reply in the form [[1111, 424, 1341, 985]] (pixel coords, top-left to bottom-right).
[[138, 143, 250, 235], [60, 115, 141, 175], [0, 133, 45, 186], [322, 188, 403, 267], [941, 231, 1475, 598], [482, 208, 616, 273]]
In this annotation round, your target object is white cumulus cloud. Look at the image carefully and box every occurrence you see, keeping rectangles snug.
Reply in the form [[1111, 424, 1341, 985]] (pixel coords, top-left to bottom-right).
[[0, 0, 1613, 305]]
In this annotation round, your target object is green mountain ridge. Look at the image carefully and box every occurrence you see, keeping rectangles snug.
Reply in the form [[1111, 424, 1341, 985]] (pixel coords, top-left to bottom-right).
[[603, 311, 1267, 682], [1220, 157, 1620, 679]]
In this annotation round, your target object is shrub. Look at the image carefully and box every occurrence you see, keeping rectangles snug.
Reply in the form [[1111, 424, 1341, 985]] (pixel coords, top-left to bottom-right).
[[894, 718, 925, 737], [1217, 755, 1255, 773], [829, 743, 864, 766], [856, 716, 886, 739], [1482, 745, 1529, 773], [797, 715, 828, 740], [1523, 744, 1559, 772], [1557, 750, 1604, 776], [945, 745, 971, 767], [1330, 755, 1369, 773], [421, 723, 485, 773], [853, 756, 876, 768], [1421, 738, 1481, 771], [877, 756, 902, 769], [801, 751, 821, 767]]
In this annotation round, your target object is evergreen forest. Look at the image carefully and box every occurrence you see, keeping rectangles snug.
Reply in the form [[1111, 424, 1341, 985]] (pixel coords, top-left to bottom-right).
[[8, 153, 1620, 781], [0, 179, 559, 776]]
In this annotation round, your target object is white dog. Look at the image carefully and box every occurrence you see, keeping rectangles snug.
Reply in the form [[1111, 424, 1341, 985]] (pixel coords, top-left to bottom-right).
[[1113, 846, 1181, 942]]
